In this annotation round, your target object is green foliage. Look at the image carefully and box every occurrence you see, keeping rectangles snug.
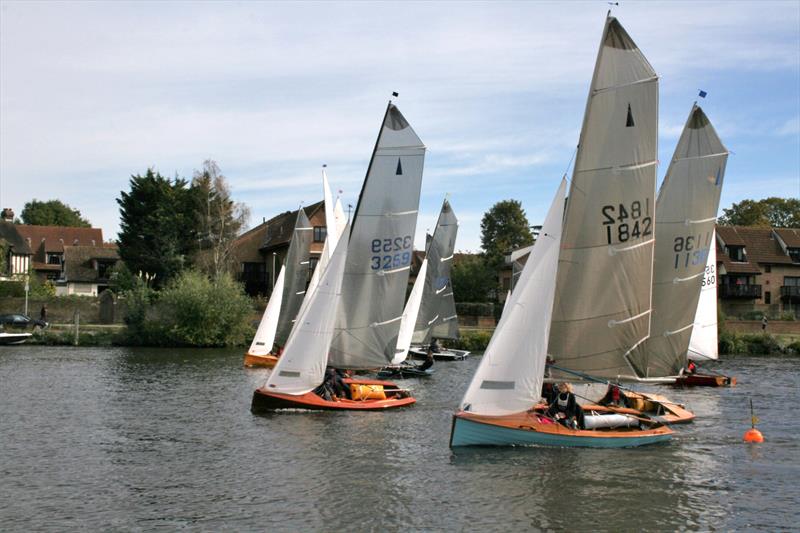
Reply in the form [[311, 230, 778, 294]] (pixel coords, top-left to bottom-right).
[[29, 277, 56, 298], [0, 242, 7, 274], [124, 271, 253, 347], [117, 169, 203, 287], [740, 309, 765, 320], [787, 340, 800, 355], [718, 197, 800, 228], [20, 199, 91, 227], [480, 200, 535, 271], [449, 330, 492, 351], [718, 330, 738, 355], [778, 311, 796, 321], [718, 331, 785, 355], [451, 255, 495, 303], [0, 281, 25, 297], [109, 262, 137, 292], [455, 302, 495, 317]]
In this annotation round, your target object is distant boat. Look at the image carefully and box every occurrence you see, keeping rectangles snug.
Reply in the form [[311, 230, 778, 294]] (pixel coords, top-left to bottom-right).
[[451, 179, 672, 447], [252, 101, 425, 411], [407, 199, 469, 361], [0, 332, 32, 345]]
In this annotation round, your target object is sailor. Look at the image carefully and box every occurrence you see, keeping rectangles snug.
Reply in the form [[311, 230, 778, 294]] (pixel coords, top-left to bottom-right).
[[430, 337, 443, 354], [417, 348, 435, 372], [686, 360, 697, 375], [546, 383, 584, 429], [599, 384, 626, 407]]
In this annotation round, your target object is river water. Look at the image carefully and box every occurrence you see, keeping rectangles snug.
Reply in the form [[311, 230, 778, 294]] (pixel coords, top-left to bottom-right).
[[1, 346, 797, 531]]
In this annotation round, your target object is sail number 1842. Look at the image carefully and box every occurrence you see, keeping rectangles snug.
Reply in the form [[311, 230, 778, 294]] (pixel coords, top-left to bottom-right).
[[601, 200, 652, 245]]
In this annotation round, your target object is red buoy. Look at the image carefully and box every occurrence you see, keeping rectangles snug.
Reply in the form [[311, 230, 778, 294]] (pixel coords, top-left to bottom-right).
[[743, 428, 764, 443]]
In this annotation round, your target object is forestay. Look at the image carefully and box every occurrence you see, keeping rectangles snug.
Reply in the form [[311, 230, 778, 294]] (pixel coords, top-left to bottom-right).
[[247, 266, 285, 356], [275, 209, 314, 347], [265, 224, 350, 395], [413, 199, 460, 343], [688, 234, 719, 361], [628, 106, 727, 376], [393, 258, 428, 364], [460, 179, 566, 415], [548, 16, 659, 380], [329, 103, 426, 369]]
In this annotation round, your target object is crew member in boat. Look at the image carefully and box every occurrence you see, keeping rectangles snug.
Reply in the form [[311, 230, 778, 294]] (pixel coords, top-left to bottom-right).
[[314, 368, 351, 401], [430, 337, 443, 354], [598, 384, 627, 407], [686, 360, 697, 375], [417, 348, 435, 371], [546, 383, 584, 429]]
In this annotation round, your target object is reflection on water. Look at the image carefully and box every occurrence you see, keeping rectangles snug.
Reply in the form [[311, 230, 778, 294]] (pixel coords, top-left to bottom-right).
[[0, 346, 798, 531]]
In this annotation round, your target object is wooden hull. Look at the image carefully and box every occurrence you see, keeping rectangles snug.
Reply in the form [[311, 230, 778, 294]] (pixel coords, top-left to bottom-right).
[[450, 408, 673, 448], [409, 346, 470, 361], [598, 391, 695, 424], [251, 378, 416, 412], [243, 353, 279, 368], [673, 373, 736, 388]]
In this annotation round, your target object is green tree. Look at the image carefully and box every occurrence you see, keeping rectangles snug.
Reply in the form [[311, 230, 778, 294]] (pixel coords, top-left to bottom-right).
[[480, 199, 535, 271], [451, 255, 495, 303], [718, 197, 800, 228], [117, 169, 202, 287], [20, 199, 91, 227], [191, 160, 250, 279]]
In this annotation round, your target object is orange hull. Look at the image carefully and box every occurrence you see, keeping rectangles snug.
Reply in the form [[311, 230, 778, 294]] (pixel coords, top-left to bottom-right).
[[243, 353, 279, 368], [251, 378, 416, 412]]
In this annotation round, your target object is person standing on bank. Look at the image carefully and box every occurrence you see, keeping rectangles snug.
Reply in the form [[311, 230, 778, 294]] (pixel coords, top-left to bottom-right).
[[762, 316, 768, 331]]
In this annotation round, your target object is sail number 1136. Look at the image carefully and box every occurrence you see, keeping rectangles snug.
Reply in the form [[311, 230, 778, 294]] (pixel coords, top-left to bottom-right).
[[601, 199, 652, 245]]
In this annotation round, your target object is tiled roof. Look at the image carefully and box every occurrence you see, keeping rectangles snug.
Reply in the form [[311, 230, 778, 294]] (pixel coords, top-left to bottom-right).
[[774, 228, 800, 248], [14, 225, 103, 261], [261, 200, 324, 251], [715, 225, 800, 275], [62, 245, 119, 283], [0, 221, 32, 255]]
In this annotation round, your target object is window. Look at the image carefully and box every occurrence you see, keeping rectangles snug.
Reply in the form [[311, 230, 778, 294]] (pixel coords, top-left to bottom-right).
[[726, 245, 745, 262], [46, 253, 62, 265], [765, 291, 771, 304], [785, 277, 800, 287], [313, 226, 327, 243], [765, 265, 771, 273], [788, 248, 800, 263]]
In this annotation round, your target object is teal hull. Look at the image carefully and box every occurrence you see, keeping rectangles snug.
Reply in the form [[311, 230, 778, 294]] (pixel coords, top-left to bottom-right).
[[450, 415, 672, 449]]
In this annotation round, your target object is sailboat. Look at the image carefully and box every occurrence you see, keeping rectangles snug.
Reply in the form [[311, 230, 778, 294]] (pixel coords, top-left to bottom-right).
[[677, 232, 736, 386], [251, 100, 425, 411], [243, 208, 313, 368], [451, 179, 672, 447], [407, 199, 469, 361]]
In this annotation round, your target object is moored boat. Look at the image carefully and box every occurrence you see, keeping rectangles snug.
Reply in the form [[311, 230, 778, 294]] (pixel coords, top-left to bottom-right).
[[0, 332, 32, 345], [408, 346, 469, 361]]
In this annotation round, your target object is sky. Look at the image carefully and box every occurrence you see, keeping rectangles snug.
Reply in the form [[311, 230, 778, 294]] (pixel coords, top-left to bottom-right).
[[1, 1, 798, 252]]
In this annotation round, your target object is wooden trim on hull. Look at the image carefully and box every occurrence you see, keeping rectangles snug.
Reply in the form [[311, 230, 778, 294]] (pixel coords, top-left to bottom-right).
[[450, 410, 673, 448], [251, 378, 416, 412], [605, 391, 695, 424], [673, 373, 736, 388], [243, 353, 279, 368]]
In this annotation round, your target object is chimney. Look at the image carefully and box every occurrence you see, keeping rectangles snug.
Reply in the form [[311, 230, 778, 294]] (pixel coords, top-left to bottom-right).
[[1, 208, 14, 222]]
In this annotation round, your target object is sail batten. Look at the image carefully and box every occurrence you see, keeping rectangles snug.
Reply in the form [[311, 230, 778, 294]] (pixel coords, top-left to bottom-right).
[[329, 103, 426, 369]]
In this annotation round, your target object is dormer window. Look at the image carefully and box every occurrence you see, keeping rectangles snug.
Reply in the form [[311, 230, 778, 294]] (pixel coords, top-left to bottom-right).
[[46, 252, 62, 265], [788, 247, 800, 264], [726, 245, 745, 262]]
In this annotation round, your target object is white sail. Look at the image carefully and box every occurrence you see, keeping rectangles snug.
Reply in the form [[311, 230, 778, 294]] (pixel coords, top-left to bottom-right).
[[688, 236, 719, 360], [413, 199, 460, 343], [247, 266, 285, 356], [392, 258, 428, 364], [548, 16, 658, 380], [265, 224, 350, 395], [275, 209, 314, 347], [333, 198, 347, 237], [329, 103, 426, 369], [628, 105, 727, 376], [305, 169, 340, 300], [461, 179, 567, 415]]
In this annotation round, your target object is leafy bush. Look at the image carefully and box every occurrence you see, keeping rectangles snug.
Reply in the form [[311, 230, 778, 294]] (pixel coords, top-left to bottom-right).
[[787, 340, 800, 355], [718, 330, 739, 355], [449, 329, 492, 351], [456, 302, 495, 317], [778, 311, 796, 321], [740, 310, 765, 321], [124, 270, 253, 347], [0, 281, 25, 297]]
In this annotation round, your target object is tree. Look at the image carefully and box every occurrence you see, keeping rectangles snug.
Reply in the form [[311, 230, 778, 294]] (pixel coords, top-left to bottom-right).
[[480, 200, 535, 271], [451, 255, 495, 303], [20, 199, 91, 227], [718, 197, 800, 228], [191, 160, 250, 279], [117, 169, 202, 287]]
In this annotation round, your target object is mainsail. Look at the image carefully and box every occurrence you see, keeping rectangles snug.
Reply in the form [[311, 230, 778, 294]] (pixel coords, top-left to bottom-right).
[[329, 103, 426, 369], [265, 224, 350, 395], [627, 105, 727, 376], [274, 209, 313, 347], [688, 236, 719, 361], [461, 179, 566, 415], [412, 199, 460, 343], [247, 266, 285, 356], [548, 15, 659, 380]]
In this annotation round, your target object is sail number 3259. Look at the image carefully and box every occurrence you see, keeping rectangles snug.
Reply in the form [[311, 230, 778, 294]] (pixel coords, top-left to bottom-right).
[[601, 200, 652, 244], [371, 236, 412, 270]]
